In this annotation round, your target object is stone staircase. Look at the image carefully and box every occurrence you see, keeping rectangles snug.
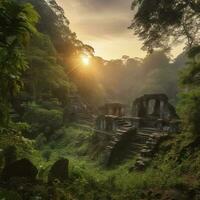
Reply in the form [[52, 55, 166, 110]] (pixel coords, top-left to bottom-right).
[[104, 118, 136, 166], [132, 128, 168, 171], [103, 122, 168, 168]]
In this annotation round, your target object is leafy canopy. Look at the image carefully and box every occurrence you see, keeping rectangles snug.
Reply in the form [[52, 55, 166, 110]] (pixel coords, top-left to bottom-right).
[[130, 0, 200, 52], [0, 0, 39, 126], [23, 33, 73, 104]]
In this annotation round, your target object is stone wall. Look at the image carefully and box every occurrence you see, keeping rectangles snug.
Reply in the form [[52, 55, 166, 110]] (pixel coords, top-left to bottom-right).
[[132, 94, 180, 130], [95, 115, 118, 132]]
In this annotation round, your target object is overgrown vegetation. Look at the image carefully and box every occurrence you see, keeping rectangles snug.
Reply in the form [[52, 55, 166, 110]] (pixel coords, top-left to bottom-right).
[[0, 0, 200, 199]]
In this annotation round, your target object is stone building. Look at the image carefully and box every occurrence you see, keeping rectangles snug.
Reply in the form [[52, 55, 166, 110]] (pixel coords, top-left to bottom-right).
[[95, 103, 126, 132], [132, 94, 179, 128], [99, 103, 126, 117]]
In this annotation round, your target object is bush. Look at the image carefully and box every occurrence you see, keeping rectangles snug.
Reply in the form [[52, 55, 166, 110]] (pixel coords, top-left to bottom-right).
[[177, 89, 200, 135], [0, 189, 22, 200], [178, 47, 200, 135], [35, 133, 47, 149], [42, 150, 51, 161], [23, 103, 63, 137]]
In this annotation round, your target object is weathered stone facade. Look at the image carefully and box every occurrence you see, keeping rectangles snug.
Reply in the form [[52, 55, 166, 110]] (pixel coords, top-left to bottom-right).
[[99, 103, 125, 117], [95, 115, 118, 132], [132, 94, 178, 119], [132, 94, 179, 130], [93, 94, 180, 168]]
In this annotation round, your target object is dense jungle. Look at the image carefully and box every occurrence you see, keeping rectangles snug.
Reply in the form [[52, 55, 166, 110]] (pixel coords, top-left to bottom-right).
[[0, 0, 200, 199]]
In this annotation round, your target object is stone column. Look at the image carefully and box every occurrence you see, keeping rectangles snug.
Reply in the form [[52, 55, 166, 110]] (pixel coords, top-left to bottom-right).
[[138, 100, 146, 118], [144, 99, 149, 116], [153, 99, 161, 117], [160, 101, 165, 118]]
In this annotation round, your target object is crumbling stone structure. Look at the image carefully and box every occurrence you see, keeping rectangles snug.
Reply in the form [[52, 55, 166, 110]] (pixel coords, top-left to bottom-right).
[[96, 103, 126, 132], [95, 115, 118, 132], [99, 103, 125, 117], [93, 94, 180, 168], [132, 94, 179, 129]]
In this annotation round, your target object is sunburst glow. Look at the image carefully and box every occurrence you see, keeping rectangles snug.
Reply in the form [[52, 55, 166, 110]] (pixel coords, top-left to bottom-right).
[[81, 55, 90, 66]]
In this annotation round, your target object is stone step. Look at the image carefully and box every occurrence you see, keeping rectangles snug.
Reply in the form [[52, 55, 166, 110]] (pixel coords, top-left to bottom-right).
[[112, 136, 120, 141], [109, 141, 117, 146], [115, 132, 124, 136], [135, 160, 146, 170], [136, 156, 151, 163], [116, 129, 127, 134], [119, 127, 131, 132], [113, 138, 120, 142], [130, 143, 148, 149], [105, 146, 113, 150], [140, 146, 155, 152], [146, 140, 157, 147], [140, 128, 158, 132], [140, 149, 153, 157], [136, 132, 156, 138], [121, 124, 132, 128]]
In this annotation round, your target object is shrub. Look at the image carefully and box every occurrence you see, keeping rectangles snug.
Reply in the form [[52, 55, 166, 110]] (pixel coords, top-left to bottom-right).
[[178, 46, 200, 135], [0, 189, 22, 200], [177, 89, 200, 134], [23, 103, 63, 137], [35, 133, 47, 149], [42, 150, 51, 161]]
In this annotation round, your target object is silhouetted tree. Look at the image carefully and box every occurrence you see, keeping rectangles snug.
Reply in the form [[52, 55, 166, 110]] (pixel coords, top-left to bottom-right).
[[130, 0, 200, 52]]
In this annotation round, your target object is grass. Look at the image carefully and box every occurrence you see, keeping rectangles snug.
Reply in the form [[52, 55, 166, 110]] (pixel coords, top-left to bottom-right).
[[1, 126, 200, 199], [34, 126, 192, 199]]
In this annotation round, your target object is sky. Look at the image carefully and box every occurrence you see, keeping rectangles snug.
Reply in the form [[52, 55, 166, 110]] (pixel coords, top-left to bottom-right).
[[56, 0, 184, 60]]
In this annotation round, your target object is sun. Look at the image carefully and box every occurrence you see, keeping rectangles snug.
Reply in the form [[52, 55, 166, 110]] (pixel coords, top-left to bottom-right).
[[81, 55, 90, 66]]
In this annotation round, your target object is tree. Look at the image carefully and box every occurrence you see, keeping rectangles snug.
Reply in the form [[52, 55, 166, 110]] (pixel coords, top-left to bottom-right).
[[22, 33, 74, 105], [17, 0, 94, 64], [178, 47, 200, 134], [177, 47, 200, 134], [0, 0, 39, 126], [130, 0, 200, 135], [16, 0, 99, 106], [130, 0, 200, 52]]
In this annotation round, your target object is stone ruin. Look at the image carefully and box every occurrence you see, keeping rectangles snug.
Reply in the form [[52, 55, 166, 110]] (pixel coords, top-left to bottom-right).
[[99, 103, 125, 117], [92, 94, 181, 168], [132, 94, 179, 131], [95, 94, 180, 133], [95, 103, 126, 132]]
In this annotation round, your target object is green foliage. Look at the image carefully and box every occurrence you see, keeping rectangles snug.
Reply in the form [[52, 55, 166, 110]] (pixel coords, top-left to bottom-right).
[[130, 0, 200, 51], [180, 46, 200, 87], [16, 0, 103, 107], [178, 89, 200, 134], [178, 47, 200, 135], [0, 126, 199, 200], [23, 33, 73, 104], [23, 103, 63, 137], [0, 128, 35, 165], [0, 0, 39, 126], [29, 126, 190, 200], [0, 189, 22, 200]]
